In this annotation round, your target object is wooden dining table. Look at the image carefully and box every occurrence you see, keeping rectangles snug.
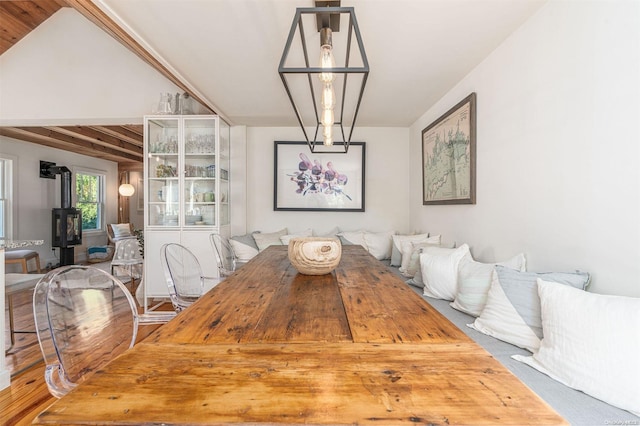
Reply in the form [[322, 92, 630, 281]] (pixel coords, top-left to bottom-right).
[[34, 245, 567, 425]]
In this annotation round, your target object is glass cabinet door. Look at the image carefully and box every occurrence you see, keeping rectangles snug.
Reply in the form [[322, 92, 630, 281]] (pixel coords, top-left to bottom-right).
[[218, 119, 230, 227], [146, 118, 180, 227], [144, 115, 230, 231], [183, 117, 217, 227]]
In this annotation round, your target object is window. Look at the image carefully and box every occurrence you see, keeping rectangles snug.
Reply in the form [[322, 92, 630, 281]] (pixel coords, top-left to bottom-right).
[[0, 156, 15, 241], [75, 171, 105, 232]]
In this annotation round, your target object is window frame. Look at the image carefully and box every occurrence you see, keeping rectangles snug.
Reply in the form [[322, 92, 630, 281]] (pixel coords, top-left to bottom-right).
[[73, 167, 106, 234], [0, 154, 17, 241]]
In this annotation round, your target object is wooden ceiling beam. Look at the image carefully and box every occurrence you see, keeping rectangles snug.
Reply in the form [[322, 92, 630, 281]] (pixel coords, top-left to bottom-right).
[[0, 127, 141, 163], [47, 126, 142, 157], [122, 124, 143, 137], [90, 125, 143, 147]]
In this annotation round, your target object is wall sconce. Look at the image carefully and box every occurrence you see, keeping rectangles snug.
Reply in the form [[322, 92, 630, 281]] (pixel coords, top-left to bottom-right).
[[279, 0, 369, 153]]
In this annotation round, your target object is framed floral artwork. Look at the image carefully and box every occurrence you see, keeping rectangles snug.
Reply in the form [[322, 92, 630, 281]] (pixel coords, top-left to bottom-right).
[[274, 141, 365, 211]]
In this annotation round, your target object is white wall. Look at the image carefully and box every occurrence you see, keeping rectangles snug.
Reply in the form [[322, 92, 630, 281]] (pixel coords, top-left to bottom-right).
[[0, 7, 193, 262], [0, 7, 183, 262], [409, 0, 640, 297], [246, 127, 410, 236], [0, 136, 118, 268], [0, 8, 184, 125]]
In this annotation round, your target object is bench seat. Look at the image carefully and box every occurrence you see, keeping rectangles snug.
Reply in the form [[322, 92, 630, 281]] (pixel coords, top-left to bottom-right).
[[382, 262, 639, 425]]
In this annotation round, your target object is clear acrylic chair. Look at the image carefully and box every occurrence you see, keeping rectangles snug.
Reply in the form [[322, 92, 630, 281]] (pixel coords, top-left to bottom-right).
[[110, 237, 143, 293], [32, 265, 139, 398], [160, 243, 217, 312], [209, 233, 239, 278]]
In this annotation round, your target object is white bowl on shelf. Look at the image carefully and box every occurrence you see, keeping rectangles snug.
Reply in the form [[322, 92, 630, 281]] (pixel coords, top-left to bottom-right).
[[185, 215, 203, 225]]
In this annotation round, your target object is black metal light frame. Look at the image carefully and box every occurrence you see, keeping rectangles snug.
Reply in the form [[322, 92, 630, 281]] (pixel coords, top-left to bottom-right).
[[278, 5, 369, 154]]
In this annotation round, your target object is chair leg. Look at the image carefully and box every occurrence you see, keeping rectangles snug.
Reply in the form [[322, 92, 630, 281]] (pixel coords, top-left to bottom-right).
[[20, 259, 28, 274], [6, 295, 15, 353], [34, 255, 42, 273], [5, 292, 38, 353]]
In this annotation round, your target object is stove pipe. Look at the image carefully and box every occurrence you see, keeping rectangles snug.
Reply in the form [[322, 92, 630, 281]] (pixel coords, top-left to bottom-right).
[[52, 166, 72, 208]]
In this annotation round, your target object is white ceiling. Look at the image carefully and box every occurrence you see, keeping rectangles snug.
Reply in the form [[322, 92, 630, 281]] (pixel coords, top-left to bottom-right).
[[97, 0, 546, 128]]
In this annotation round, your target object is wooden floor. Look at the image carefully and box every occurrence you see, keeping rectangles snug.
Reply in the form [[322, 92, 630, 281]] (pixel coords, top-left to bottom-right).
[[1, 286, 166, 425]]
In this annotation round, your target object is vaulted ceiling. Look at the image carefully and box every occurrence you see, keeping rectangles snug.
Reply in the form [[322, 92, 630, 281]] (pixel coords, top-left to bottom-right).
[[1, 0, 157, 166], [1, 0, 546, 166]]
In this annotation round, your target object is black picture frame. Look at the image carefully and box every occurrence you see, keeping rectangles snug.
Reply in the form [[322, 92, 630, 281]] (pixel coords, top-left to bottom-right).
[[274, 141, 365, 212]]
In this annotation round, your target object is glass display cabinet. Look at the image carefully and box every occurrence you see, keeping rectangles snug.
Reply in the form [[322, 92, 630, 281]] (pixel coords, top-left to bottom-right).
[[142, 115, 230, 312]]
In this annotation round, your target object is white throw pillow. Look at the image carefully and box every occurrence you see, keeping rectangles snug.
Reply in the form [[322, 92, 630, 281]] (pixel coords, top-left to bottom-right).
[[469, 266, 590, 352], [450, 254, 526, 317], [363, 231, 394, 260], [111, 223, 133, 240], [229, 240, 258, 263], [400, 240, 441, 278], [229, 232, 260, 262], [419, 244, 470, 301], [252, 228, 288, 251], [338, 231, 368, 249], [398, 235, 441, 273], [513, 280, 640, 417], [280, 228, 314, 245], [390, 233, 432, 266], [407, 243, 453, 288]]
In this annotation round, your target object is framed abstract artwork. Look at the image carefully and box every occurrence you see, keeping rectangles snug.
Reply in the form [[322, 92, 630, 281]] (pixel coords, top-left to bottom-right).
[[274, 141, 365, 211], [422, 92, 476, 205]]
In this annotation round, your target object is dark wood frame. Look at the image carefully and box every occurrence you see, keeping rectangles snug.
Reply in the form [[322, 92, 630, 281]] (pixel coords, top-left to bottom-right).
[[422, 93, 476, 205], [274, 141, 365, 212]]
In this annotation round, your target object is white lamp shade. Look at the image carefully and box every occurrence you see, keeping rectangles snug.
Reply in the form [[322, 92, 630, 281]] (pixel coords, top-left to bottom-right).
[[118, 183, 135, 197]]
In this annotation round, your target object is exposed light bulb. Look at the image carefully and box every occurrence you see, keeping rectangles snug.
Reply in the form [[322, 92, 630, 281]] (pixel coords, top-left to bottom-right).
[[321, 107, 334, 128], [318, 28, 335, 84], [319, 27, 336, 147], [323, 125, 333, 146], [320, 83, 335, 147], [321, 84, 335, 110], [319, 46, 335, 84]]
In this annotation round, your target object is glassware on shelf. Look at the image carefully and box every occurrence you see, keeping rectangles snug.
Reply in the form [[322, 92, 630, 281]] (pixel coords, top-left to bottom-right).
[[184, 164, 216, 178], [151, 133, 178, 153], [154, 93, 173, 115], [185, 134, 215, 154], [156, 164, 177, 177]]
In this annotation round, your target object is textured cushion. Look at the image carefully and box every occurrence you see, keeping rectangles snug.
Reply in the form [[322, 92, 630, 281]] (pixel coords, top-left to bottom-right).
[[398, 235, 441, 273], [87, 245, 115, 262], [469, 266, 590, 352], [420, 244, 470, 300], [363, 231, 394, 260], [400, 240, 441, 278], [252, 228, 288, 251], [230, 232, 260, 262], [337, 231, 367, 249], [280, 228, 314, 245], [390, 233, 432, 266], [513, 280, 640, 416], [4, 249, 38, 260], [450, 254, 527, 317], [110, 223, 133, 240]]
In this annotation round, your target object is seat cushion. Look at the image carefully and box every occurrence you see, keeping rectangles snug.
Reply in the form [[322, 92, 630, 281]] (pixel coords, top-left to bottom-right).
[[5, 273, 45, 294], [5, 250, 38, 260]]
